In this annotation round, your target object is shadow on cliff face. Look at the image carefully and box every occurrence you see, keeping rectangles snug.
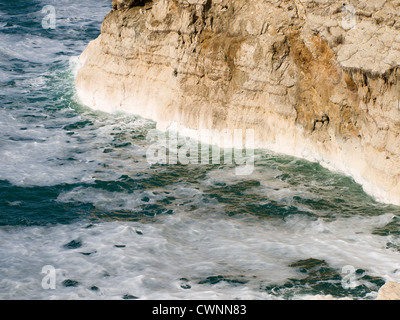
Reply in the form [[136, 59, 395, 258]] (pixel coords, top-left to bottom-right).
[[112, 0, 152, 10]]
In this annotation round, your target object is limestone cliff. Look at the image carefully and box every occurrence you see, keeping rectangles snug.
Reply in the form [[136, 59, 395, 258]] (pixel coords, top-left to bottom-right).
[[377, 281, 400, 300], [75, 0, 400, 205]]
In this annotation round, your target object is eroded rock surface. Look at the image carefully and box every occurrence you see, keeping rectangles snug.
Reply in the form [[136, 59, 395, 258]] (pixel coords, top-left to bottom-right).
[[76, 0, 400, 204], [377, 281, 400, 300]]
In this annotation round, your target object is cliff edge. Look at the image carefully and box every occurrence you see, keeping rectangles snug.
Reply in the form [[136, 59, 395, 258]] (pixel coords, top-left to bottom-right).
[[75, 0, 400, 205]]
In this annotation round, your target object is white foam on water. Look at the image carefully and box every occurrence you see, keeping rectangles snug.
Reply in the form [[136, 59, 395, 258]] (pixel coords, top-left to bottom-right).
[[0, 112, 93, 187], [0, 209, 399, 300], [37, 0, 112, 25], [0, 0, 111, 85], [0, 107, 153, 187], [57, 187, 166, 212], [1, 0, 399, 301], [69, 55, 81, 79], [0, 32, 67, 65], [200, 157, 325, 214]]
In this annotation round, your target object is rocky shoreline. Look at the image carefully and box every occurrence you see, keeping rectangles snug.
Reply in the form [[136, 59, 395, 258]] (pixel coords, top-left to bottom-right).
[[74, 0, 400, 300], [76, 0, 400, 206]]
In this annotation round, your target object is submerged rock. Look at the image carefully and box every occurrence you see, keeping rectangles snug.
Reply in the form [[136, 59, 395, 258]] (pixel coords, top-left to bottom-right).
[[76, 0, 400, 205], [63, 238, 82, 250], [62, 279, 79, 287]]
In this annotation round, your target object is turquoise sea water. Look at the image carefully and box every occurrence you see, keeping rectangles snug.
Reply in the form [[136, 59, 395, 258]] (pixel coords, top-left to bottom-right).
[[0, 0, 400, 300]]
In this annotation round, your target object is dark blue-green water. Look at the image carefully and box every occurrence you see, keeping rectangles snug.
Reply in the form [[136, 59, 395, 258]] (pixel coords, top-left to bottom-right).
[[0, 0, 399, 300]]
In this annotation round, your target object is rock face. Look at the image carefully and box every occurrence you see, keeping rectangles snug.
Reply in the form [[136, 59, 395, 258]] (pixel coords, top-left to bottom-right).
[[75, 0, 400, 205], [377, 282, 400, 300]]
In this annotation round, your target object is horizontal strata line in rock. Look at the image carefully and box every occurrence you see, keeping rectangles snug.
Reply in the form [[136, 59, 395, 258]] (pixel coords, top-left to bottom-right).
[[76, 0, 400, 206]]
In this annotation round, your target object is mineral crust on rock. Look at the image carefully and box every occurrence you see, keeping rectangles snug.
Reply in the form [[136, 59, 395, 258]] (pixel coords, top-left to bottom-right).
[[76, 0, 400, 205]]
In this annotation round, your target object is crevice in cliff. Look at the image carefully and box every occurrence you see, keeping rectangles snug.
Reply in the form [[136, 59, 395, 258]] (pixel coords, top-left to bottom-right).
[[76, 0, 400, 205], [112, 0, 153, 11]]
